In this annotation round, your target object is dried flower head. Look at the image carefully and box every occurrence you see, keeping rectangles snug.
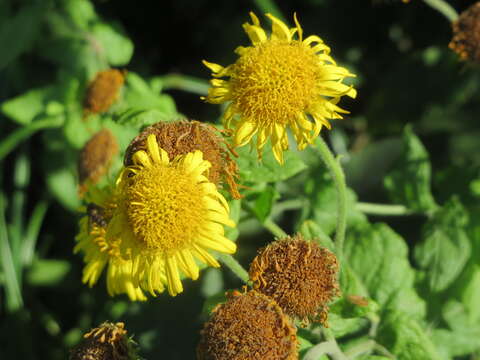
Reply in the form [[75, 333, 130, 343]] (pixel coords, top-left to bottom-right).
[[78, 129, 119, 195], [203, 12, 356, 163], [124, 120, 240, 198], [450, 2, 480, 62], [84, 69, 125, 115], [69, 322, 139, 360], [197, 290, 297, 360], [249, 234, 340, 325]]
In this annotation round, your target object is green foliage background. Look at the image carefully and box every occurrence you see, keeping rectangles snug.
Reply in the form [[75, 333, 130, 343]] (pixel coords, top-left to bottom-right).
[[1, 0, 480, 359]]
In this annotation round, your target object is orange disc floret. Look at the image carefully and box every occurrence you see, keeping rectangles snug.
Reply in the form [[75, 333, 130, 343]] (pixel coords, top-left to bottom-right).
[[124, 120, 241, 198], [78, 129, 119, 195], [69, 322, 138, 360], [249, 234, 340, 325], [84, 69, 125, 115], [197, 290, 298, 360], [449, 2, 480, 62]]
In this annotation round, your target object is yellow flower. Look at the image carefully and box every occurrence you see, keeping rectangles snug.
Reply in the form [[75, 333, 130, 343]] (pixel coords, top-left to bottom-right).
[[75, 186, 147, 301], [99, 134, 235, 298], [75, 137, 237, 299], [203, 12, 356, 163]]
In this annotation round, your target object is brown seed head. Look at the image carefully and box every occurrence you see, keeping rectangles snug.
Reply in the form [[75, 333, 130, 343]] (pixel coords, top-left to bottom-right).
[[450, 2, 480, 62], [197, 290, 297, 360], [124, 120, 241, 198], [78, 129, 119, 195], [249, 234, 340, 325], [69, 322, 135, 360], [84, 69, 125, 114]]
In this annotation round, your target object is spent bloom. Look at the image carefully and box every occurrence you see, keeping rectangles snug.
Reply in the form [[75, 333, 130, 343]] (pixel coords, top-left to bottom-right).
[[69, 321, 139, 360], [75, 134, 237, 299], [249, 234, 340, 325], [197, 290, 298, 360], [84, 69, 125, 115], [124, 120, 241, 199], [203, 12, 356, 163], [78, 129, 119, 195], [449, 2, 480, 62]]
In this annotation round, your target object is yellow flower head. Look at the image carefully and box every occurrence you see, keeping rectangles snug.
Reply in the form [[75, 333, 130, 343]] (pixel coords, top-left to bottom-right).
[[82, 134, 236, 299], [203, 12, 356, 163], [76, 137, 237, 299]]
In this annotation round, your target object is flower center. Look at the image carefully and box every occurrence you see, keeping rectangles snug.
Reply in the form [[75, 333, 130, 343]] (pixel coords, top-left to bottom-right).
[[231, 40, 319, 126], [125, 162, 205, 254]]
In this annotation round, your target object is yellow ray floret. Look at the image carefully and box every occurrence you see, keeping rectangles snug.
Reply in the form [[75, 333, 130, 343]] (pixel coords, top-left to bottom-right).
[[203, 12, 356, 164], [75, 134, 237, 299]]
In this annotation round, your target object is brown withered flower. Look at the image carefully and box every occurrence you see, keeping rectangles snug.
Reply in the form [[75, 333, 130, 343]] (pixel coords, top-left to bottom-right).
[[124, 120, 241, 198], [69, 322, 139, 360], [78, 129, 119, 195], [249, 234, 340, 326], [84, 69, 125, 115], [197, 290, 298, 360], [450, 2, 480, 62]]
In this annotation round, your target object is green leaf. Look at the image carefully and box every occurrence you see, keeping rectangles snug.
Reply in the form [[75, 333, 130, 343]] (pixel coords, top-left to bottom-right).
[[0, 193, 23, 311], [328, 314, 369, 338], [414, 197, 471, 292], [63, 0, 98, 30], [91, 22, 134, 66], [432, 300, 480, 357], [1, 86, 57, 125], [200, 268, 224, 298], [377, 311, 442, 360], [225, 199, 241, 242], [236, 143, 307, 183], [0, 4, 44, 70], [26, 259, 70, 286], [344, 223, 426, 318], [248, 185, 278, 222], [298, 220, 334, 251], [384, 126, 437, 212], [122, 73, 178, 118], [300, 170, 366, 236]]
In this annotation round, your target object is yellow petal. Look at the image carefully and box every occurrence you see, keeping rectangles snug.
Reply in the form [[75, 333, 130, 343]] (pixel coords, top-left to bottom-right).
[[266, 13, 291, 41], [293, 12, 303, 40], [193, 244, 220, 268], [146, 134, 161, 163], [165, 256, 183, 296], [178, 249, 199, 280], [198, 234, 237, 254], [132, 150, 151, 167], [234, 120, 257, 147], [202, 60, 225, 74]]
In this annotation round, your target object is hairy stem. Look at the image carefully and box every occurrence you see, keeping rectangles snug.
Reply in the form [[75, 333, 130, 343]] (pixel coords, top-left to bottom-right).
[[314, 137, 347, 262], [356, 202, 413, 216], [218, 254, 249, 283]]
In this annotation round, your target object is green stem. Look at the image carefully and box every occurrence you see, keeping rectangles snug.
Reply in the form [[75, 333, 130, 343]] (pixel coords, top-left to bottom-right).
[[0, 193, 23, 312], [160, 74, 210, 95], [271, 198, 305, 217], [423, 0, 458, 22], [263, 218, 288, 238], [304, 329, 348, 360], [218, 254, 249, 283], [356, 202, 413, 216], [0, 117, 63, 162], [314, 137, 347, 262]]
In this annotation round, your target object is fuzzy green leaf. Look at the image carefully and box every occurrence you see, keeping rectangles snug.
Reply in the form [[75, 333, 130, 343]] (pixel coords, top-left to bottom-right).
[[414, 197, 471, 292], [91, 22, 134, 66], [248, 185, 278, 222], [344, 223, 426, 318], [384, 126, 437, 211], [236, 144, 307, 183], [300, 170, 366, 235], [377, 311, 442, 360]]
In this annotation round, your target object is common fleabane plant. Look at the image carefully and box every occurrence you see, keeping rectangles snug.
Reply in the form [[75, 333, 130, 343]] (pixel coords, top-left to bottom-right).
[[0, 1, 479, 359]]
